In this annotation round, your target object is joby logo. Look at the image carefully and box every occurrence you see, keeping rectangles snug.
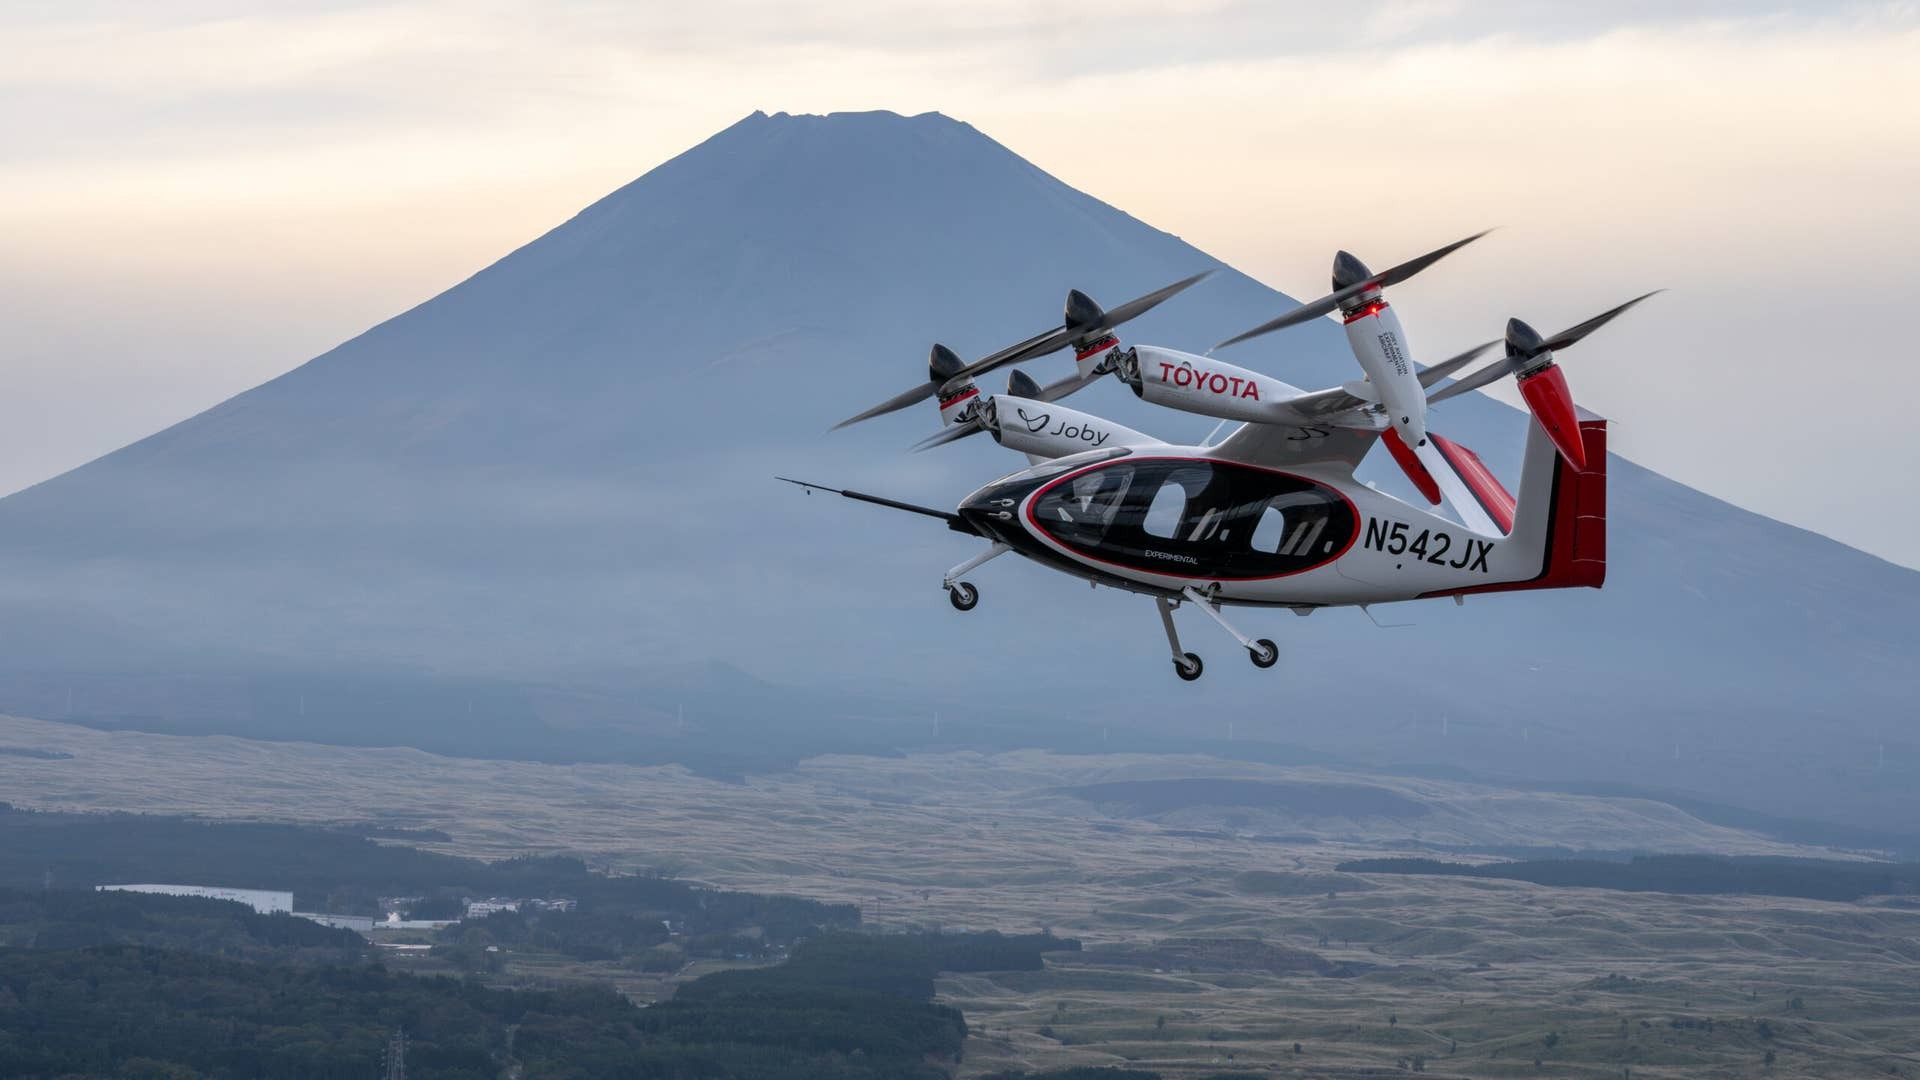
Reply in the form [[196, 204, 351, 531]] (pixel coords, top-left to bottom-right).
[[1016, 407, 1051, 433]]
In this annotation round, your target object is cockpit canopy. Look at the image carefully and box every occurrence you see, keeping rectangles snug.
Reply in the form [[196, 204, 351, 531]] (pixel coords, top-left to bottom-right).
[[1029, 458, 1358, 579]]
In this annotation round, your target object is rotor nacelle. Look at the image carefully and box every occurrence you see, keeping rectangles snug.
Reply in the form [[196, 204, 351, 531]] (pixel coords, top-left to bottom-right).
[[980, 394, 1152, 458], [1117, 346, 1303, 425], [1505, 318, 1585, 470], [1340, 288, 1425, 447]]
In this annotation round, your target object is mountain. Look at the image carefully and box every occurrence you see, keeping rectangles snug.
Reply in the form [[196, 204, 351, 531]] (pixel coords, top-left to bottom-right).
[[0, 110, 1912, 830]]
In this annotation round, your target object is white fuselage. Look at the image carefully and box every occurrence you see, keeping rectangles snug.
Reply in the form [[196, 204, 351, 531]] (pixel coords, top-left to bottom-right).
[[956, 409, 1580, 610]]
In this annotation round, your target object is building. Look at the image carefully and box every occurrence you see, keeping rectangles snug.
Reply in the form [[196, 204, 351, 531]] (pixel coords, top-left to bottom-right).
[[97, 884, 292, 914], [464, 898, 521, 918]]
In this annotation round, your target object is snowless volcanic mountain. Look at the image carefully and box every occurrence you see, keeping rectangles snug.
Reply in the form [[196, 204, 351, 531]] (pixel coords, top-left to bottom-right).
[[0, 111, 1913, 829]]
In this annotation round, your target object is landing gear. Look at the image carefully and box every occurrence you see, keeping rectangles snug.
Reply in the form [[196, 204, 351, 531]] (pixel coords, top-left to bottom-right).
[[1173, 586, 1282, 674], [1155, 596, 1207, 681], [942, 543, 1006, 614]]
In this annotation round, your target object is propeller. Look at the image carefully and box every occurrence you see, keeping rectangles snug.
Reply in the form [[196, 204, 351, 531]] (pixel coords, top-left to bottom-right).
[[1427, 292, 1662, 405], [1213, 230, 1492, 351], [834, 270, 1213, 430], [909, 366, 1099, 452], [1427, 291, 1661, 469]]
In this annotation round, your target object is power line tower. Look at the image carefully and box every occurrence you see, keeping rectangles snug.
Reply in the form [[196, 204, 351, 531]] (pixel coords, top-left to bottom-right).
[[381, 1027, 407, 1080]]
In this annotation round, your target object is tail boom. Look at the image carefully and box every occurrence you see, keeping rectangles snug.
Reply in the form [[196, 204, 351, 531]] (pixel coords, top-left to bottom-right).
[[1421, 413, 1606, 598]]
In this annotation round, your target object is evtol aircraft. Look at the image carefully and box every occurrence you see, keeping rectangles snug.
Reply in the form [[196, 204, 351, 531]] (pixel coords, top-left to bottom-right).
[[787, 233, 1655, 680]]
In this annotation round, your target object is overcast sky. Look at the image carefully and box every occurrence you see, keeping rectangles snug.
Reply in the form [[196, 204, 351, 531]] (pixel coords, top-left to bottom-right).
[[3, 1, 1917, 568]]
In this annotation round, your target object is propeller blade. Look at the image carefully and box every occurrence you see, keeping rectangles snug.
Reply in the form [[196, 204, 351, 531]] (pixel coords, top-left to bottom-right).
[[1095, 270, 1215, 329], [910, 424, 986, 452], [955, 325, 1073, 382], [1214, 230, 1492, 350], [1416, 340, 1500, 389], [1426, 355, 1521, 405], [1540, 290, 1664, 352], [958, 271, 1212, 383], [838, 272, 1212, 431], [832, 382, 938, 430], [1033, 370, 1100, 403]]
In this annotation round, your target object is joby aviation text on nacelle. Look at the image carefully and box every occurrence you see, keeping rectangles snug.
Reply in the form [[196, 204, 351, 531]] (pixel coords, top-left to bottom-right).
[[787, 234, 1657, 681]]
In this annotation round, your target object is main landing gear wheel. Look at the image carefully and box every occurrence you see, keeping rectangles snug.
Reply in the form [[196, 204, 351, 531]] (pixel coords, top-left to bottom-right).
[[1173, 652, 1204, 681], [1248, 638, 1279, 669], [947, 582, 979, 611]]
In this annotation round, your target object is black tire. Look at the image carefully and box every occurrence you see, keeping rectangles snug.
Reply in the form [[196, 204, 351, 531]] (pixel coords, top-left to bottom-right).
[[1174, 652, 1204, 681], [1249, 638, 1279, 669], [948, 582, 979, 611]]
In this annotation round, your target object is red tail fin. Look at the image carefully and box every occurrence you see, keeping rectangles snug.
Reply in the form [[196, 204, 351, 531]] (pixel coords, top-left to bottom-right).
[[1425, 416, 1606, 596]]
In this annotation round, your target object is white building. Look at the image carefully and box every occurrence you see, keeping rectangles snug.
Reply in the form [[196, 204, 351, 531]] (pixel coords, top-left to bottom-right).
[[97, 884, 293, 914]]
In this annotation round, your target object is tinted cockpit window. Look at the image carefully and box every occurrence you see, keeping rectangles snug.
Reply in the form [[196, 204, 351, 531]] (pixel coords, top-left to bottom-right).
[[1041, 464, 1134, 547], [1032, 459, 1356, 578]]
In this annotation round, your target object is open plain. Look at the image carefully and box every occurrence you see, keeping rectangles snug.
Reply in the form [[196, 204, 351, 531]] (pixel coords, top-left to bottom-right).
[[3, 712, 1917, 1078]]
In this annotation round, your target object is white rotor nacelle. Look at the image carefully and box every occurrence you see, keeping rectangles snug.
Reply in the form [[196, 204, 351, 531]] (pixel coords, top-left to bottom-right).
[[980, 394, 1153, 458], [1340, 292, 1427, 448], [1114, 345, 1304, 424]]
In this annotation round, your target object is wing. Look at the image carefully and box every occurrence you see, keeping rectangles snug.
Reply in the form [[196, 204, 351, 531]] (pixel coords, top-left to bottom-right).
[[1287, 341, 1500, 417], [1211, 340, 1500, 471], [1210, 417, 1382, 475]]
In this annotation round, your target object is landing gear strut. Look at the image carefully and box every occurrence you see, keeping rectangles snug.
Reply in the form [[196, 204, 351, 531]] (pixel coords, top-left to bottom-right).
[[943, 543, 1007, 613], [1155, 596, 1205, 681], [1180, 586, 1280, 671]]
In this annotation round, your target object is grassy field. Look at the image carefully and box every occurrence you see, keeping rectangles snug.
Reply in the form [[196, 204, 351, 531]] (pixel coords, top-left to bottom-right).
[[3, 713, 1917, 1077]]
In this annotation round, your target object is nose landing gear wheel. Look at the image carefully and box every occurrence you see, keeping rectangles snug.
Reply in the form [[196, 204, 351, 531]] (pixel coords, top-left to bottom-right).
[[1248, 638, 1279, 669], [1173, 652, 1204, 681], [947, 582, 978, 611]]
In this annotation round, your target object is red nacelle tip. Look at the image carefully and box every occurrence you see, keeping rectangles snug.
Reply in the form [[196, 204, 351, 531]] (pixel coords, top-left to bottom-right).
[[1517, 364, 1588, 472], [1382, 427, 1442, 505]]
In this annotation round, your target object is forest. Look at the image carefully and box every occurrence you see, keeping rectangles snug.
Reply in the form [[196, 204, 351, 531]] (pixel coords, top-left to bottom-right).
[[0, 931, 1076, 1079], [0, 887, 364, 960]]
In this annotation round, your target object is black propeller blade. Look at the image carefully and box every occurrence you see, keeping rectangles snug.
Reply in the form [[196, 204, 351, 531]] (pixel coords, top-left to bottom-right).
[[1416, 340, 1500, 389], [1427, 292, 1661, 405], [1539, 290, 1663, 352], [834, 271, 1213, 430], [1213, 230, 1492, 351]]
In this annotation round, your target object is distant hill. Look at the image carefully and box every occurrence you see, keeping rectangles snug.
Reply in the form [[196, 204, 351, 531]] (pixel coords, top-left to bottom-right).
[[0, 110, 1912, 830]]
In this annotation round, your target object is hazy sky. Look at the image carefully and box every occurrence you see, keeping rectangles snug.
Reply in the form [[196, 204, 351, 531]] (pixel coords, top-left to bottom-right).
[[4, 1, 1918, 568]]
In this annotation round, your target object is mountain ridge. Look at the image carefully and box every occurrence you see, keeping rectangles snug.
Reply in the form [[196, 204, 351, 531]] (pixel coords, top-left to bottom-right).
[[0, 109, 1910, 828]]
